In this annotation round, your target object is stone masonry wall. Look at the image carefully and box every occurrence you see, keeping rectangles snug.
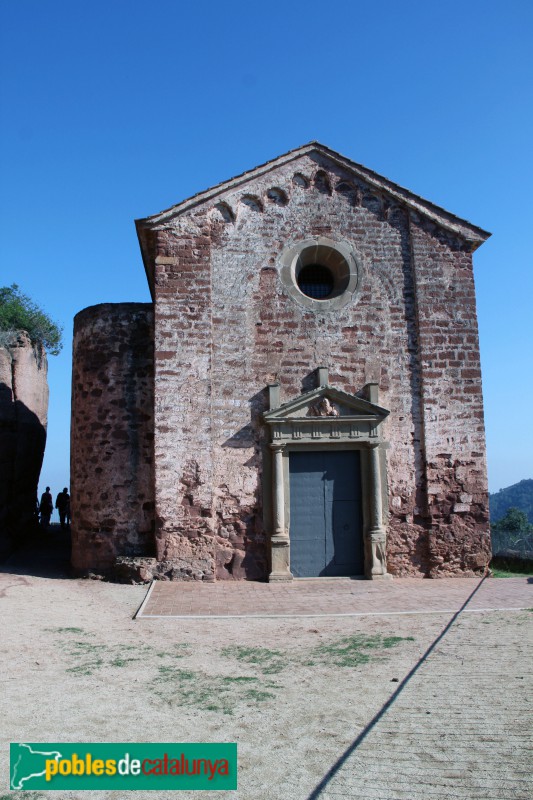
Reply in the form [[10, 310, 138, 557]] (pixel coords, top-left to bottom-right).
[[147, 152, 490, 580], [71, 303, 155, 573], [0, 332, 48, 557], [152, 221, 215, 579], [409, 218, 491, 575]]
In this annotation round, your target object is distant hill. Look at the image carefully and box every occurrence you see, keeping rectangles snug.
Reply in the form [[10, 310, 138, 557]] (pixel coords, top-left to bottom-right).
[[489, 479, 533, 524]]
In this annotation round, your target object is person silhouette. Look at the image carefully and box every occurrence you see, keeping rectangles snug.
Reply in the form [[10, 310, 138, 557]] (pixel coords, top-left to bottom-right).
[[39, 487, 53, 529], [55, 488, 71, 530]]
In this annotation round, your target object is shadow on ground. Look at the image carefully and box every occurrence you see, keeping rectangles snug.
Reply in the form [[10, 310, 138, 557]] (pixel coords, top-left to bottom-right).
[[0, 523, 72, 579], [305, 576, 487, 799]]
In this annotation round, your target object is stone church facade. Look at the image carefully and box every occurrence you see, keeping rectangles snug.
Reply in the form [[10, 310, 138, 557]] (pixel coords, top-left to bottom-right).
[[71, 143, 491, 581]]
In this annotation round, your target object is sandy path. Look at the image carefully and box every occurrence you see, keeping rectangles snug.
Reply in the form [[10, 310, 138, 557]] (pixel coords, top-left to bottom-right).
[[1, 566, 531, 799]]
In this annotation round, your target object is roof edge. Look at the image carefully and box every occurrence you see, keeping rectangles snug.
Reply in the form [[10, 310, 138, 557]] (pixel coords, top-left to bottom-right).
[[135, 141, 491, 248]]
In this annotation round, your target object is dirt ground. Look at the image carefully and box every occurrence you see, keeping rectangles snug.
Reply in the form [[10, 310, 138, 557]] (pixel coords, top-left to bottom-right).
[[1, 532, 531, 800]]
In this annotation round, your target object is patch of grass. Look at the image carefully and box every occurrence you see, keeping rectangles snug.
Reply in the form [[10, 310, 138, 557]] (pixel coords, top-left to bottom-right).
[[222, 645, 288, 674], [69, 641, 108, 653], [313, 633, 414, 667], [47, 626, 88, 634], [243, 689, 275, 702], [66, 658, 104, 676], [491, 567, 533, 578], [109, 657, 141, 668], [221, 634, 414, 676], [65, 642, 112, 673], [490, 557, 533, 577], [151, 665, 275, 715], [156, 666, 196, 681], [48, 627, 157, 676], [492, 568, 521, 578], [382, 636, 414, 648]]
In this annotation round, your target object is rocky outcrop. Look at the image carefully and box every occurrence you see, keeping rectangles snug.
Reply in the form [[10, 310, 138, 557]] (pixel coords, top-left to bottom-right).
[[0, 332, 48, 557]]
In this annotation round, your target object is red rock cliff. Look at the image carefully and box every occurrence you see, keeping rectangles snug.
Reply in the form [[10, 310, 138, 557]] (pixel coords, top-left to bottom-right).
[[0, 332, 48, 556]]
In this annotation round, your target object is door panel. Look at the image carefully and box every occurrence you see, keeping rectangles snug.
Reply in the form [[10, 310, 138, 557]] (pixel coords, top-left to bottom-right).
[[289, 451, 326, 577], [289, 450, 364, 577]]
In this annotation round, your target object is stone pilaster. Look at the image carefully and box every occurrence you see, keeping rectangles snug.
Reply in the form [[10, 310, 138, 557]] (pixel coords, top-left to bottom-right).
[[367, 443, 390, 579], [269, 443, 292, 581]]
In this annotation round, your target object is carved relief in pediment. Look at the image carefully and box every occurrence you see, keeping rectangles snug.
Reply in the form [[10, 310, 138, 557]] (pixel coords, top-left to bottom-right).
[[306, 398, 339, 417]]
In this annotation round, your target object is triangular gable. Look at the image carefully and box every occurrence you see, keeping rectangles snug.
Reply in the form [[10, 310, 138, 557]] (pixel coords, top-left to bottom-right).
[[136, 142, 490, 245], [263, 385, 389, 422], [136, 142, 490, 301]]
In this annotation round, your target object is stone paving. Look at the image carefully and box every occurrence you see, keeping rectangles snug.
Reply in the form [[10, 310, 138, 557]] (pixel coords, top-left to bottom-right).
[[309, 605, 532, 800], [138, 575, 532, 618]]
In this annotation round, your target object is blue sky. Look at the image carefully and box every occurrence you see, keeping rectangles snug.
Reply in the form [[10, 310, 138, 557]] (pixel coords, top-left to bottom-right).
[[1, 0, 531, 496]]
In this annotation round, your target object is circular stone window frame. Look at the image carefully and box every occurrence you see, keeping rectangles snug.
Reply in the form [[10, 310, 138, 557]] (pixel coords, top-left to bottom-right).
[[279, 236, 361, 311]]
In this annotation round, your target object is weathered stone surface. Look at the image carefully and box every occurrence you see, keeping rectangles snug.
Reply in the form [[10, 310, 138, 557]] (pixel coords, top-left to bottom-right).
[[113, 556, 214, 584], [70, 304, 155, 573], [0, 332, 48, 557]]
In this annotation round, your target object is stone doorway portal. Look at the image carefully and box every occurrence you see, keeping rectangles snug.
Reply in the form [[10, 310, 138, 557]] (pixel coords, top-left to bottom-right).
[[263, 371, 391, 582]]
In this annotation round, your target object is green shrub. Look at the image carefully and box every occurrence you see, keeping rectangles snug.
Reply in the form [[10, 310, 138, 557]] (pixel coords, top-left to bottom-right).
[[0, 284, 62, 355]]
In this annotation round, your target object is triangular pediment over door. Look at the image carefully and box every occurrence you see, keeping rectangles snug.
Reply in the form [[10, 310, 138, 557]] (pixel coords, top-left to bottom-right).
[[263, 385, 389, 444]]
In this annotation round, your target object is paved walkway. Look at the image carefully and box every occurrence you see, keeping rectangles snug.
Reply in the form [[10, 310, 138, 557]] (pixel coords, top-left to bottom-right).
[[308, 603, 532, 800], [137, 576, 532, 618]]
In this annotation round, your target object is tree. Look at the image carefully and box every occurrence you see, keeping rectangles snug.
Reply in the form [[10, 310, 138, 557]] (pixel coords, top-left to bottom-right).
[[0, 284, 63, 355], [489, 478, 533, 524], [491, 507, 533, 534]]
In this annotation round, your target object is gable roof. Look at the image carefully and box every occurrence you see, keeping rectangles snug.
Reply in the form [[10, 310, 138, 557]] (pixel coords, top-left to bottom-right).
[[136, 142, 491, 297]]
